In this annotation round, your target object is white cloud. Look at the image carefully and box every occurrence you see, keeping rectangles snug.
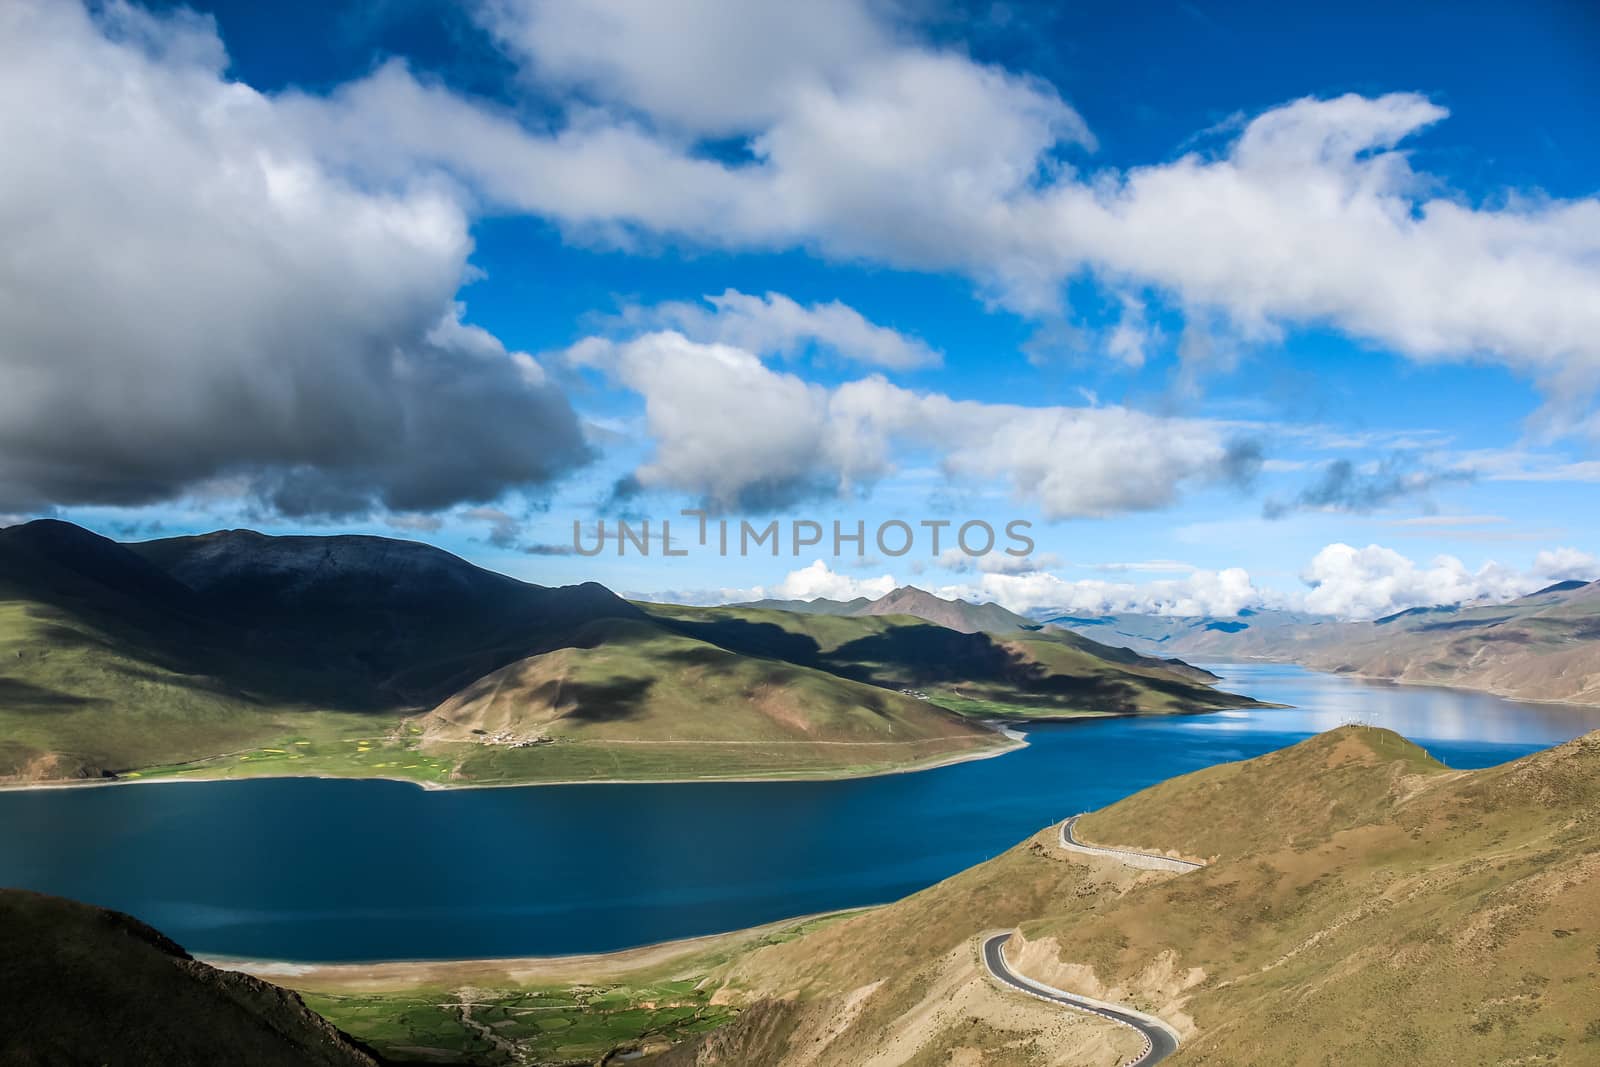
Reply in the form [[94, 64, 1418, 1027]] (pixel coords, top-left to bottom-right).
[[941, 543, 1597, 619], [759, 560, 898, 602], [287, 3, 1091, 297], [965, 567, 1266, 617], [1532, 547, 1598, 583], [475, 0, 891, 136], [1048, 95, 1600, 408], [647, 543, 1596, 620], [569, 332, 864, 510], [0, 1, 588, 515], [628, 289, 940, 370], [18, 0, 1600, 527], [1104, 294, 1154, 369], [1299, 542, 1595, 618], [275, 2, 1600, 412], [571, 331, 1256, 516]]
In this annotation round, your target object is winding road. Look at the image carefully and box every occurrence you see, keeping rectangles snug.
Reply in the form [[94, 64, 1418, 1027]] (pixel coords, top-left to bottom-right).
[[981, 932, 1180, 1067], [981, 816, 1207, 1066]]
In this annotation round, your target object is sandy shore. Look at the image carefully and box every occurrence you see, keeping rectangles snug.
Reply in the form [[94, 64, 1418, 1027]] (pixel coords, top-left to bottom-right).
[[207, 907, 872, 991]]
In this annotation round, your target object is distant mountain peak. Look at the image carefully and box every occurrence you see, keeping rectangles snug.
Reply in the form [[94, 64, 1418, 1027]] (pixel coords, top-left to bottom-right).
[[1529, 579, 1593, 597], [855, 584, 1032, 634], [876, 584, 950, 604]]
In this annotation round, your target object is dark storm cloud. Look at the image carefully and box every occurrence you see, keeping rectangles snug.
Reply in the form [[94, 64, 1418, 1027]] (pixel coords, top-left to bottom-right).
[[0, 1, 590, 518]]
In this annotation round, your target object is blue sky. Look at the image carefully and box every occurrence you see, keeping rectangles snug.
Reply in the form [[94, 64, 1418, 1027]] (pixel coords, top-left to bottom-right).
[[5, 0, 1599, 618]]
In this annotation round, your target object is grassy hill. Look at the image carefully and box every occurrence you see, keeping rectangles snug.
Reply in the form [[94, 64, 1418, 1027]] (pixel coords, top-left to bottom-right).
[[0, 519, 310, 779], [126, 527, 648, 708], [647, 601, 1254, 719], [0, 890, 382, 1066], [631, 725, 1600, 1065], [1, 521, 1259, 786], [1013, 727, 1600, 1064], [415, 615, 1003, 784], [0, 521, 1003, 785], [1297, 579, 1600, 705]]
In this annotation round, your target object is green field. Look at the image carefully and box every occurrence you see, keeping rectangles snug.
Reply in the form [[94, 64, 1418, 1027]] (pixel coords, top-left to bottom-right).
[[269, 914, 853, 1065], [302, 981, 737, 1065], [123, 730, 1009, 787]]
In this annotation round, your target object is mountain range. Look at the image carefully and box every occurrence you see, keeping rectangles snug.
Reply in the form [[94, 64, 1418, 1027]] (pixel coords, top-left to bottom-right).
[[0, 520, 1249, 786], [1045, 578, 1600, 706], [741, 585, 1037, 634]]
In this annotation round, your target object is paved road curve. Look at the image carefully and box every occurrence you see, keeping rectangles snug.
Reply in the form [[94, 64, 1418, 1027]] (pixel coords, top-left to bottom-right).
[[1059, 815, 1205, 872], [979, 817, 1207, 1064], [981, 932, 1180, 1066]]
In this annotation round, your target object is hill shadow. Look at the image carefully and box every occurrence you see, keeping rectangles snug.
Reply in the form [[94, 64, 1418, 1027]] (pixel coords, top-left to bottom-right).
[[826, 627, 1232, 714], [659, 616, 824, 667], [0, 678, 107, 711], [534, 676, 656, 723], [824, 626, 1014, 686]]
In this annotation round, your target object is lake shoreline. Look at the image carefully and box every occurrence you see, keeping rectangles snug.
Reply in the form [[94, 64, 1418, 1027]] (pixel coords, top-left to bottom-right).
[[9, 659, 1596, 796], [0, 729, 1027, 795], [208, 906, 875, 978], [1192, 656, 1600, 710], [7, 664, 1599, 965]]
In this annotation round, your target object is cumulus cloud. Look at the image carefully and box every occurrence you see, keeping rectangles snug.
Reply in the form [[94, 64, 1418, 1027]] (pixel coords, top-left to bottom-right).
[[18, 0, 1600, 528], [0, 1, 589, 516], [628, 290, 940, 370], [289, 2, 1093, 302], [1299, 542, 1596, 618], [1530, 547, 1598, 583], [571, 331, 1258, 516], [273, 1, 1600, 410], [644, 543, 1597, 620], [756, 560, 898, 602], [964, 567, 1267, 617], [655, 562, 1266, 617], [475, 0, 893, 137]]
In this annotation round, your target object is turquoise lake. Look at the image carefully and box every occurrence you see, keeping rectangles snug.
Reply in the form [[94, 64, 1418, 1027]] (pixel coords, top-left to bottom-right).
[[3, 663, 1599, 962]]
